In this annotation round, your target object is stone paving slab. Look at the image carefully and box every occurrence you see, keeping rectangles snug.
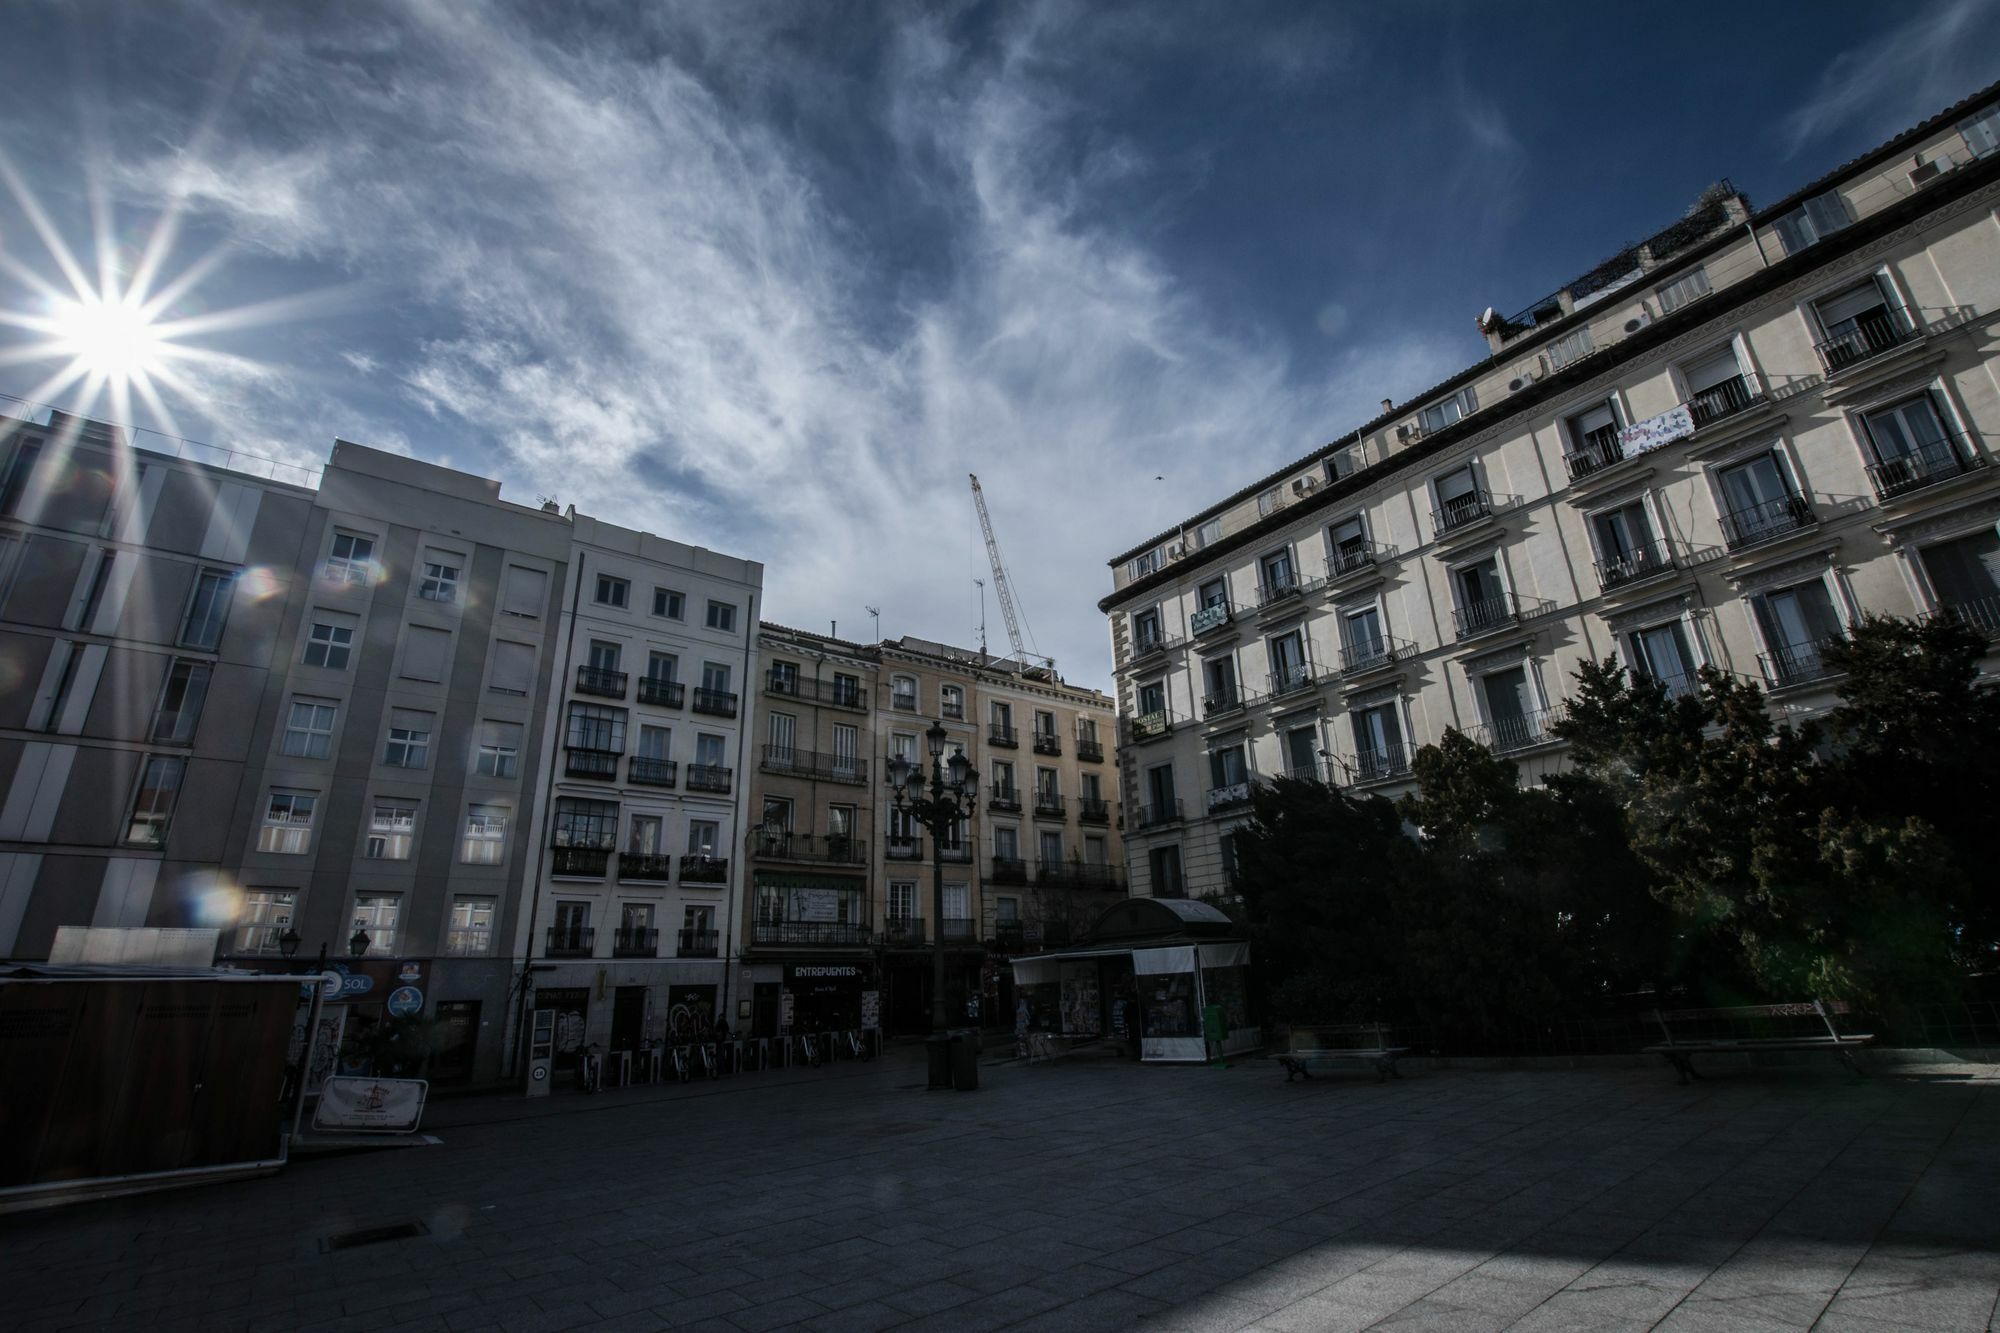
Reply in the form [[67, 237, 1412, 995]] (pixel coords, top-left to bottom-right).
[[2, 1052, 1997, 1331]]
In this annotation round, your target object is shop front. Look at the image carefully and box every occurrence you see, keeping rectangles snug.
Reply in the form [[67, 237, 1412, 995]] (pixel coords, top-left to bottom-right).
[[1008, 899, 1257, 1063]]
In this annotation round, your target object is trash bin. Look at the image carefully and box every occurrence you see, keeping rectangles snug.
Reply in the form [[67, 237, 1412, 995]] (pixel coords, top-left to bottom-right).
[[926, 1033, 953, 1090], [1202, 1004, 1226, 1065], [950, 1028, 980, 1091]]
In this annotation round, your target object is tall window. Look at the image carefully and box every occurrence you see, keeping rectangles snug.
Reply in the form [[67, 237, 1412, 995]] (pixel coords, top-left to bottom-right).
[[475, 720, 522, 778], [940, 684, 964, 718], [647, 651, 678, 683], [1420, 386, 1477, 434], [235, 890, 295, 955], [1351, 704, 1405, 778], [653, 587, 684, 619], [892, 675, 918, 710], [1656, 267, 1711, 313], [179, 569, 236, 650], [553, 797, 620, 849], [323, 532, 375, 585], [303, 617, 354, 669], [595, 574, 629, 608], [461, 804, 508, 864], [281, 698, 339, 759], [257, 791, 317, 854], [383, 710, 433, 768], [701, 661, 731, 693], [566, 702, 627, 752], [419, 555, 461, 603], [993, 759, 1015, 795], [706, 600, 736, 631], [366, 801, 417, 860], [1149, 845, 1185, 898], [125, 756, 185, 847], [888, 881, 916, 922], [1137, 680, 1166, 717], [1131, 609, 1160, 650], [628, 813, 664, 854], [1627, 621, 1699, 697], [695, 733, 726, 768], [446, 897, 495, 955], [686, 819, 719, 858], [150, 660, 212, 744], [994, 826, 1019, 859], [351, 895, 400, 956], [0, 439, 42, 516], [637, 723, 671, 761]]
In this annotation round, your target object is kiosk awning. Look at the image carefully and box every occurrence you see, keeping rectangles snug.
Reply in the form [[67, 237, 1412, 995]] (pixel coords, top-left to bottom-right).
[[1010, 948, 1130, 987]]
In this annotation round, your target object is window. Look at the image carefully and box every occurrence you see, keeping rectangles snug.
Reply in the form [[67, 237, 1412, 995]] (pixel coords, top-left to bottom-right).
[[418, 554, 461, 603], [1131, 609, 1161, 650], [997, 897, 1019, 922], [1452, 558, 1508, 632], [553, 796, 620, 849], [1433, 463, 1482, 526], [74, 549, 115, 632], [150, 660, 211, 744], [1080, 771, 1102, 801], [1481, 665, 1539, 749], [831, 722, 859, 777], [1351, 704, 1405, 778], [462, 803, 508, 864], [941, 684, 964, 718], [637, 723, 671, 761], [1920, 530, 2000, 628], [1339, 603, 1384, 661], [366, 801, 417, 860], [1566, 400, 1621, 457], [832, 672, 860, 707], [828, 804, 855, 841], [1268, 627, 1308, 690], [124, 755, 185, 847], [990, 700, 1013, 732], [1327, 515, 1370, 572], [993, 759, 1015, 794], [281, 698, 339, 759], [1592, 501, 1659, 582], [587, 640, 621, 675], [1084, 834, 1107, 866], [1260, 548, 1296, 594], [1860, 394, 1952, 473], [1149, 845, 1185, 898], [1813, 275, 1906, 368], [695, 733, 726, 768], [1963, 105, 2000, 158], [1209, 744, 1248, 792], [1656, 267, 1712, 313], [1036, 766, 1060, 798], [625, 814, 664, 857], [1546, 325, 1594, 370], [446, 897, 495, 956], [647, 651, 679, 684], [352, 895, 400, 956], [0, 439, 42, 516], [1628, 621, 1699, 697], [705, 600, 736, 632], [490, 639, 534, 694], [1716, 450, 1803, 544], [1202, 655, 1238, 710], [686, 819, 719, 858], [566, 702, 627, 752], [1077, 717, 1098, 745], [1284, 724, 1320, 779], [652, 587, 684, 619], [179, 569, 236, 649], [1198, 577, 1228, 610], [1146, 763, 1177, 812], [891, 731, 917, 763], [701, 661, 731, 694], [683, 904, 713, 936], [1752, 578, 1846, 683], [596, 574, 630, 608], [1128, 548, 1159, 580], [1195, 517, 1222, 548], [303, 616, 354, 670], [323, 531, 375, 585], [400, 626, 451, 682], [1038, 830, 1062, 865], [1137, 679, 1166, 717], [235, 890, 295, 955], [888, 881, 916, 922], [1420, 386, 1477, 434], [502, 564, 547, 617], [766, 712, 796, 760], [257, 791, 317, 854], [1773, 191, 1850, 256], [1256, 486, 1281, 517], [1034, 708, 1056, 738], [995, 826, 1019, 859], [383, 709, 433, 768], [475, 720, 522, 778]]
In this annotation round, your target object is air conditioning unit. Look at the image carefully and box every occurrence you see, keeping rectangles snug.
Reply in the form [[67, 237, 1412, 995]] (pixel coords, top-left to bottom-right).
[[1165, 541, 1186, 560], [1291, 476, 1318, 497], [1624, 311, 1654, 335], [1395, 423, 1417, 443], [1506, 361, 1543, 393], [1908, 155, 1954, 187]]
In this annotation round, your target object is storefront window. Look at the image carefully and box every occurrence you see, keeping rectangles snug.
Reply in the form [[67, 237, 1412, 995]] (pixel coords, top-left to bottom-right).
[[1202, 964, 1252, 1032], [1142, 973, 1198, 1037]]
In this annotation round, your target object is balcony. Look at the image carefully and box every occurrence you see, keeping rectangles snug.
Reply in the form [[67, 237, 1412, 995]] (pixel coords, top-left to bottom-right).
[[1267, 664, 1316, 698], [891, 692, 919, 712], [618, 851, 674, 882], [760, 746, 869, 785], [1720, 494, 1817, 551], [1759, 637, 1845, 689], [613, 927, 658, 958], [1126, 711, 1174, 743], [1205, 782, 1251, 813], [1032, 730, 1062, 756], [1936, 594, 2000, 639], [990, 856, 1028, 885], [1339, 634, 1413, 676], [937, 918, 976, 945], [887, 835, 922, 860], [1191, 602, 1233, 635], [1257, 574, 1325, 610], [764, 669, 804, 699], [1129, 632, 1183, 662], [766, 674, 868, 710], [565, 747, 620, 780], [1452, 594, 1525, 641], [545, 926, 595, 958], [691, 687, 738, 718], [1563, 425, 1626, 482], [988, 784, 1022, 812], [551, 846, 611, 877], [1815, 308, 1917, 374], [636, 676, 684, 708], [628, 755, 677, 787], [749, 831, 868, 866], [754, 921, 872, 947], [1595, 541, 1677, 594], [1077, 797, 1111, 824], [939, 842, 972, 864], [988, 723, 1018, 748], [1033, 792, 1066, 819], [1134, 799, 1184, 830], [576, 665, 627, 699], [1347, 743, 1414, 786], [1203, 687, 1246, 719], [1865, 437, 1985, 500], [881, 917, 925, 946], [942, 699, 964, 719], [1037, 863, 1124, 891], [1076, 738, 1104, 762], [679, 855, 729, 884], [990, 919, 1026, 952], [686, 764, 732, 794], [677, 929, 719, 958], [1465, 703, 1567, 755], [1328, 543, 1392, 581], [1687, 374, 1764, 429], [1431, 489, 1493, 538]]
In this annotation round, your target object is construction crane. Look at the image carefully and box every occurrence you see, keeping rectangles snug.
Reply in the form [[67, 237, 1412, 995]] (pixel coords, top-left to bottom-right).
[[968, 473, 1045, 671]]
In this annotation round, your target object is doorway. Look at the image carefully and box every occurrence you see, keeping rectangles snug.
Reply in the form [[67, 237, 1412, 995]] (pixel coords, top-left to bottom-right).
[[610, 986, 646, 1053]]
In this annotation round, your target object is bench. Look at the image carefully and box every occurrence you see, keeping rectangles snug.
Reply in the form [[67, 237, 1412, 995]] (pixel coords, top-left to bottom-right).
[[1271, 1023, 1407, 1083], [1643, 1000, 1872, 1084]]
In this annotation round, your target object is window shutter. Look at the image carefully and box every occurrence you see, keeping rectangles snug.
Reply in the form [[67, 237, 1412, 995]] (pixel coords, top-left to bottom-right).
[[400, 626, 452, 682], [491, 640, 534, 693], [502, 565, 547, 617]]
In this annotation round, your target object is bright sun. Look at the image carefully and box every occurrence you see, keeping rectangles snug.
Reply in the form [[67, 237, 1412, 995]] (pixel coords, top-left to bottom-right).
[[50, 295, 166, 380]]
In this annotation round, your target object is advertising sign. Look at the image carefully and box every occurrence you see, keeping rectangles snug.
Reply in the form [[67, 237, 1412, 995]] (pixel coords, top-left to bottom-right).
[[313, 1076, 429, 1133], [386, 986, 424, 1017], [320, 959, 430, 1005], [1619, 404, 1694, 456], [794, 888, 841, 922]]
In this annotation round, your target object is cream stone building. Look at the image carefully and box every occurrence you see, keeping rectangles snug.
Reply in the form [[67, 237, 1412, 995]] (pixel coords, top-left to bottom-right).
[[1102, 84, 2000, 903]]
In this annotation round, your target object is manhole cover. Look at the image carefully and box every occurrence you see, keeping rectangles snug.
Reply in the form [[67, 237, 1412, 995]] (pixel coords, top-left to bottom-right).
[[320, 1221, 430, 1253]]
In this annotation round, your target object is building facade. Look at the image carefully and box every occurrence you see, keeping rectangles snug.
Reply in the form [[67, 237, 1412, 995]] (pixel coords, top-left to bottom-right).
[[1102, 85, 2000, 903]]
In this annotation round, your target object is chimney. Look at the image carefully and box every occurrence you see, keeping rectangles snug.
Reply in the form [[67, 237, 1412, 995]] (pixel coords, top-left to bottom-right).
[[1380, 398, 1393, 414]]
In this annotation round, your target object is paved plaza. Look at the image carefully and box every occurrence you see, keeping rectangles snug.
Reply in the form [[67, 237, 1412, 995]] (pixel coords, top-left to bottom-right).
[[5, 1048, 1998, 1333]]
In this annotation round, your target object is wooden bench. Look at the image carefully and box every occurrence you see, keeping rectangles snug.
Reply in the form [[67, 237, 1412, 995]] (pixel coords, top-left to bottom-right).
[[1644, 1000, 1873, 1084], [1271, 1023, 1408, 1083]]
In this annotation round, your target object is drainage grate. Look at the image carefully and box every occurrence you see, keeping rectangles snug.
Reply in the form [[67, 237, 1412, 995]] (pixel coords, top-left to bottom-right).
[[320, 1221, 430, 1253]]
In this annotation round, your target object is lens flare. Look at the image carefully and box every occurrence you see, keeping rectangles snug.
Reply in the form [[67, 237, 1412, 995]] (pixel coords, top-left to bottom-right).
[[49, 295, 165, 380]]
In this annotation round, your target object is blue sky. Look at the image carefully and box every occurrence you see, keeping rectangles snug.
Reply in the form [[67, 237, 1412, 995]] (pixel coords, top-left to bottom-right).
[[4, 0, 1998, 690]]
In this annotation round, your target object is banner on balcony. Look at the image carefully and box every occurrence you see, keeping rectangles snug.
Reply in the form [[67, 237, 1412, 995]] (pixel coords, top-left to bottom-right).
[[794, 888, 841, 922], [1619, 404, 1693, 456]]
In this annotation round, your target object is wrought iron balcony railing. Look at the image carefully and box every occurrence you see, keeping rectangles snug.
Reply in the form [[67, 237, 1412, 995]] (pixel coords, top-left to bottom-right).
[[1595, 541, 1677, 592], [1077, 797, 1111, 823], [886, 835, 922, 860], [565, 747, 620, 780], [939, 842, 972, 863], [679, 855, 729, 884], [1759, 636, 1846, 689], [685, 764, 732, 793], [1339, 634, 1413, 675], [1267, 664, 1316, 697], [1134, 799, 1184, 829], [1037, 863, 1124, 891], [1328, 542, 1393, 578], [1076, 738, 1104, 762], [677, 929, 719, 958], [765, 673, 868, 711], [1815, 308, 1917, 373], [1203, 687, 1245, 718], [753, 921, 872, 947], [1032, 730, 1062, 755], [988, 724, 1018, 748], [636, 676, 684, 708], [1687, 374, 1764, 428], [691, 688, 738, 718], [881, 917, 925, 946], [618, 851, 674, 882], [749, 831, 867, 865], [1432, 489, 1493, 536], [1464, 703, 1568, 755], [1129, 631, 1183, 660], [1032, 792, 1065, 818], [989, 857, 1027, 885], [1865, 436, 1984, 500], [545, 925, 594, 957], [988, 784, 1022, 812], [613, 927, 658, 958], [1346, 743, 1414, 785], [576, 665, 627, 698], [1453, 594, 1524, 640], [1720, 494, 1816, 550], [760, 746, 869, 784], [1563, 425, 1626, 481], [940, 918, 978, 944], [628, 755, 677, 787], [551, 846, 610, 877], [1935, 594, 2000, 639], [1257, 574, 1324, 608]]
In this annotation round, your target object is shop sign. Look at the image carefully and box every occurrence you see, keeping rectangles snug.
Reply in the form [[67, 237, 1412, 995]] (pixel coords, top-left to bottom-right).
[[322, 959, 430, 1005], [314, 1076, 428, 1133], [791, 964, 861, 979], [386, 986, 424, 1017]]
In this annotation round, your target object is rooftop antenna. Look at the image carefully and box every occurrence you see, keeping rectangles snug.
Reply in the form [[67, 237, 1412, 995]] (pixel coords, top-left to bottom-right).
[[865, 605, 881, 641]]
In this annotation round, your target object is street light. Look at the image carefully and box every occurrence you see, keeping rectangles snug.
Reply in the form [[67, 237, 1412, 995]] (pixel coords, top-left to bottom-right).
[[278, 926, 302, 959], [348, 928, 371, 957], [887, 719, 979, 1085]]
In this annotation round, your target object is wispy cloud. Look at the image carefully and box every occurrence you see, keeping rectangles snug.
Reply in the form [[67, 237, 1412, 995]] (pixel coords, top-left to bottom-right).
[[1779, 0, 2000, 155]]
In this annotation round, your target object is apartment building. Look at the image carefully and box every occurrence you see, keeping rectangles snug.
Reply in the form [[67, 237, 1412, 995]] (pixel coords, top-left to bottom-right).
[[519, 515, 762, 1069], [1103, 84, 2000, 902]]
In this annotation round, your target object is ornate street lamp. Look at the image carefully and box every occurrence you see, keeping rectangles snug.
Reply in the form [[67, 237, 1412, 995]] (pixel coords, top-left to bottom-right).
[[348, 927, 371, 957], [277, 926, 302, 959], [887, 719, 979, 1076]]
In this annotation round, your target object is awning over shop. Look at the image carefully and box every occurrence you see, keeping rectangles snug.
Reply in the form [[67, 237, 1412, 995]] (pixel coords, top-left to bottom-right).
[[1133, 946, 1196, 975], [1198, 941, 1249, 969], [1010, 948, 1132, 986]]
